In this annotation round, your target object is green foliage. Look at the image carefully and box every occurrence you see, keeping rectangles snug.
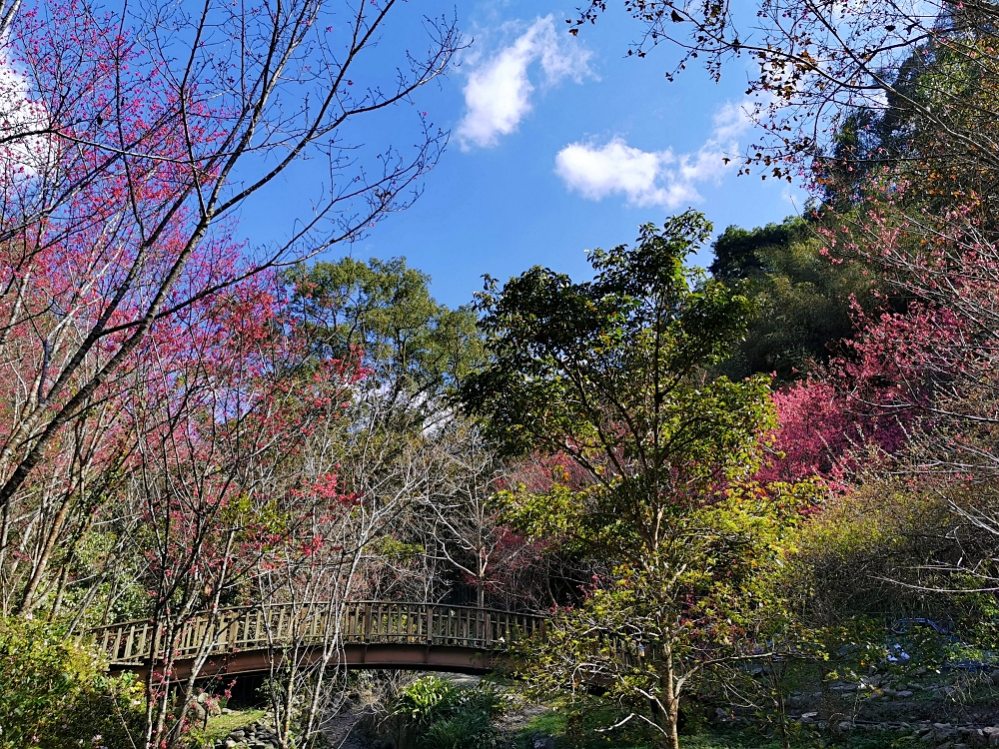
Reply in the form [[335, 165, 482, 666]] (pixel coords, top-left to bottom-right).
[[0, 616, 144, 749], [710, 217, 811, 282], [519, 484, 811, 733], [785, 477, 990, 631], [394, 675, 461, 723], [418, 708, 497, 749], [462, 214, 824, 746], [285, 256, 483, 398], [464, 213, 777, 561], [464, 211, 763, 462], [711, 217, 872, 381], [392, 676, 501, 749]]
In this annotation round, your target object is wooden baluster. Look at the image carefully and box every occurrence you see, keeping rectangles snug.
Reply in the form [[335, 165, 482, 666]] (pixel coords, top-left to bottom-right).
[[136, 622, 152, 654], [183, 620, 195, 657], [195, 618, 205, 656], [124, 623, 138, 660], [344, 603, 355, 642], [109, 628, 123, 661], [276, 605, 287, 642], [96, 627, 108, 657]]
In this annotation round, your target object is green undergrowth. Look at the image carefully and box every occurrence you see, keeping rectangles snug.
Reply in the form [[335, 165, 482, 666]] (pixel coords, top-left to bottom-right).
[[512, 712, 916, 749], [683, 729, 913, 749], [184, 708, 267, 747]]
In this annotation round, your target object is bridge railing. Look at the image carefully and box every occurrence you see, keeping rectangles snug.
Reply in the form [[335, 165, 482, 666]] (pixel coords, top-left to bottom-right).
[[88, 601, 545, 666]]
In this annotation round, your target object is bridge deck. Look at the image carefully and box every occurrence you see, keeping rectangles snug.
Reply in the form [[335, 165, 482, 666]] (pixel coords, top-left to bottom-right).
[[88, 601, 544, 676]]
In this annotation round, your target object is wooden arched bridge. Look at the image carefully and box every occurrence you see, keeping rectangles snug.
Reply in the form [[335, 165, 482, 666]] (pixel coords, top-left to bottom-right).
[[89, 601, 544, 678]]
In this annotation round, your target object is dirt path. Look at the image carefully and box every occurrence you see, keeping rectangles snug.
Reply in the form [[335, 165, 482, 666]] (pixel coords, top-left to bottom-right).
[[322, 704, 370, 749]]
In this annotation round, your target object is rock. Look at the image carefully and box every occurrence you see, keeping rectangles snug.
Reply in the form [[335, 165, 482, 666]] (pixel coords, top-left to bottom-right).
[[830, 681, 858, 693], [531, 736, 556, 749], [934, 724, 959, 743], [800, 711, 819, 723], [897, 690, 915, 698], [188, 699, 207, 723]]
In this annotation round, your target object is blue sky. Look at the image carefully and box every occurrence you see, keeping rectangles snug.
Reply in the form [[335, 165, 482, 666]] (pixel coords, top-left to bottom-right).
[[241, 2, 806, 308]]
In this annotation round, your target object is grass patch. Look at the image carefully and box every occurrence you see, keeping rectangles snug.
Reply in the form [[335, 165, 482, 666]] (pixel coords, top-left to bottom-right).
[[521, 710, 567, 736], [184, 708, 267, 747]]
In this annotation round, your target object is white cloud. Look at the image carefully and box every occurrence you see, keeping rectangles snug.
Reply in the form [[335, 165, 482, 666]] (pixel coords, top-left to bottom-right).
[[555, 98, 755, 210], [555, 139, 678, 208], [457, 16, 592, 150]]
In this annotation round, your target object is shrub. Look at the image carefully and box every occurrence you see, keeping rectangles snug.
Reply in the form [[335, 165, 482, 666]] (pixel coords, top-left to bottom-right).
[[392, 675, 501, 749], [0, 616, 144, 749]]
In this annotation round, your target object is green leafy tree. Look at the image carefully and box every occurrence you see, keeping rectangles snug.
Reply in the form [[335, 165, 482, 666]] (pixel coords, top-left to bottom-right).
[[461, 212, 807, 749], [711, 217, 873, 381], [285, 257, 483, 428]]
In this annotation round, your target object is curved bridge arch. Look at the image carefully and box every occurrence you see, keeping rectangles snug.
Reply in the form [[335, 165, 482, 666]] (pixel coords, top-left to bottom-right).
[[89, 601, 545, 678]]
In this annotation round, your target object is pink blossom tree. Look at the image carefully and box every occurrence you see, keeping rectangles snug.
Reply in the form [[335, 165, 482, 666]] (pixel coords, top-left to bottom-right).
[[0, 0, 461, 605]]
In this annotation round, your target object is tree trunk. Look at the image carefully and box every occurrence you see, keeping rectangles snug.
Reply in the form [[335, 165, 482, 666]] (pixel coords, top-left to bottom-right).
[[667, 699, 681, 749], [660, 647, 682, 749]]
